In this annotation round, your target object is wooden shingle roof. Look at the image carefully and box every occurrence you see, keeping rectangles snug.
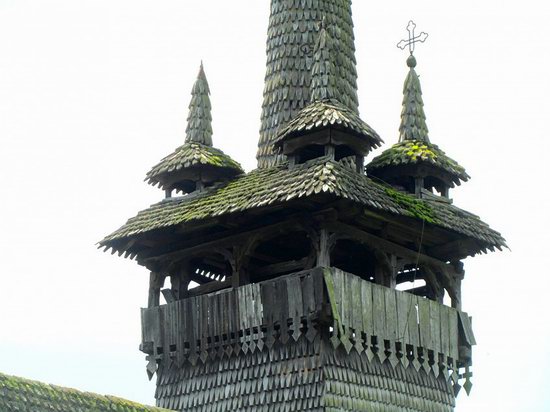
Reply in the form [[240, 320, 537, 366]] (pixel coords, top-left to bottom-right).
[[0, 372, 169, 412], [257, 0, 358, 167], [101, 158, 505, 254]]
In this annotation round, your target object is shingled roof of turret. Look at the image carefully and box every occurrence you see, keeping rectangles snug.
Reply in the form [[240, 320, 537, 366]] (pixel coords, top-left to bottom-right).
[[146, 63, 243, 191], [257, 0, 359, 167], [274, 21, 382, 152], [367, 55, 469, 185]]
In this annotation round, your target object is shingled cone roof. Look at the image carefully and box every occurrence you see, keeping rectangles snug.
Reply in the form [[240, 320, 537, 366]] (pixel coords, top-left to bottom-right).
[[257, 0, 359, 168], [274, 22, 382, 154], [146, 63, 243, 193], [367, 55, 469, 186]]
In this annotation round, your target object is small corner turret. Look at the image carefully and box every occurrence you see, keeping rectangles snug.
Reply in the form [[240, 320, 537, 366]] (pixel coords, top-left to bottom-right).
[[146, 63, 243, 197], [367, 24, 468, 199], [274, 20, 382, 171]]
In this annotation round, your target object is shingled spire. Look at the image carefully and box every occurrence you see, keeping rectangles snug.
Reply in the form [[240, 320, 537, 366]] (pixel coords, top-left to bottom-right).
[[367, 54, 469, 197], [400, 56, 430, 142], [146, 63, 242, 195], [257, 0, 359, 168], [185, 62, 213, 146]]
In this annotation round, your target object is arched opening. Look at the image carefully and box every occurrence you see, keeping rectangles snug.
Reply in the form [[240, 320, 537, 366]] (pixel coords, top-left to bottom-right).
[[247, 231, 314, 283], [186, 251, 232, 293], [330, 238, 377, 283]]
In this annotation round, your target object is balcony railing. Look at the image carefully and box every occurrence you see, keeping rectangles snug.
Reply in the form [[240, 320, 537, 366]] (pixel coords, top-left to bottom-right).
[[141, 267, 475, 389]]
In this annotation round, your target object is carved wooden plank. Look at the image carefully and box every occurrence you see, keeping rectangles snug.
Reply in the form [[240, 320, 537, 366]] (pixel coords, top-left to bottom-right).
[[449, 309, 459, 360], [408, 295, 420, 347], [341, 270, 351, 330], [312, 268, 324, 313], [361, 279, 373, 336], [302, 273, 315, 315], [237, 285, 247, 331], [384, 288, 398, 342], [458, 311, 477, 345], [253, 283, 263, 326], [418, 298, 432, 350], [287, 276, 302, 320], [351, 274, 362, 333], [396, 291, 410, 343], [429, 300, 442, 355], [372, 284, 386, 339], [440, 305, 450, 358]]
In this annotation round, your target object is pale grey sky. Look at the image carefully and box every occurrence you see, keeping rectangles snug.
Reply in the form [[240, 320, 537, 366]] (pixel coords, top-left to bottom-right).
[[0, 0, 548, 410]]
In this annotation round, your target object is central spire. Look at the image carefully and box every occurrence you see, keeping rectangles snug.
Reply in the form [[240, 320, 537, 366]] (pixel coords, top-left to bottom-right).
[[257, 0, 359, 168]]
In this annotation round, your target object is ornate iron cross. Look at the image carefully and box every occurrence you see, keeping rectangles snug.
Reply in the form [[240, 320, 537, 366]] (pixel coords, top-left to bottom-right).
[[397, 20, 428, 54]]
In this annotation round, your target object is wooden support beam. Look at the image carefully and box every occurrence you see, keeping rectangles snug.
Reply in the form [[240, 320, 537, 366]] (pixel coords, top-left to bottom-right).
[[188, 278, 231, 297], [325, 222, 458, 276], [148, 272, 165, 308], [250, 257, 309, 279]]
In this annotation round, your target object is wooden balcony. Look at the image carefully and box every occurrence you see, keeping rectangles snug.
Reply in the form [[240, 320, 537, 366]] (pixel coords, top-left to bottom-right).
[[141, 267, 475, 390]]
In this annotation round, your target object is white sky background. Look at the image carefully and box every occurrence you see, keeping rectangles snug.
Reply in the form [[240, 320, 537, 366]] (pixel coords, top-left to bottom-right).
[[0, 0, 548, 410]]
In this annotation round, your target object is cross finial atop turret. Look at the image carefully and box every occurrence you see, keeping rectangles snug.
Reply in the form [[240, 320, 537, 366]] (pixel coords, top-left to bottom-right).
[[397, 20, 428, 55]]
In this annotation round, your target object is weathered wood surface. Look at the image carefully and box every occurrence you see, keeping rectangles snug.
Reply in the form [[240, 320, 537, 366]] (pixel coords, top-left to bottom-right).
[[141, 267, 471, 385]]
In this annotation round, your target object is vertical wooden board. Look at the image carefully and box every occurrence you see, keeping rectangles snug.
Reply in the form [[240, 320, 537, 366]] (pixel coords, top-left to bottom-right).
[[396, 292, 410, 343], [261, 281, 274, 326], [228, 290, 236, 337], [429, 300, 441, 355], [313, 269, 324, 313], [270, 281, 282, 326], [440, 305, 450, 359], [449, 308, 459, 360], [458, 311, 477, 345], [384, 288, 398, 342], [287, 276, 303, 319], [331, 269, 343, 325], [340, 272, 353, 330], [237, 285, 247, 331], [418, 298, 432, 350], [209, 294, 217, 340], [407, 295, 420, 346], [302, 273, 315, 315], [351, 275, 362, 333], [253, 283, 263, 326], [361, 280, 373, 336], [279, 278, 289, 324], [372, 284, 386, 339]]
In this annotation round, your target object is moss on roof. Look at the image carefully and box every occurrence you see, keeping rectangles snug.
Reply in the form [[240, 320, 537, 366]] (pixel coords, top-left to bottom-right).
[[0, 372, 169, 412], [102, 158, 504, 253], [146, 142, 243, 188], [367, 140, 470, 184]]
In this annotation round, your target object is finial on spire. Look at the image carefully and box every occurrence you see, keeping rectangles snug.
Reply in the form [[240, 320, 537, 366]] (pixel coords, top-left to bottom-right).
[[397, 20, 428, 55], [186, 62, 213, 146]]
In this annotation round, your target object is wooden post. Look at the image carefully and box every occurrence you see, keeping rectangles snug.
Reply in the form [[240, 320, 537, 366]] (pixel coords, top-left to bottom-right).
[[148, 272, 165, 308], [355, 155, 364, 174], [316, 228, 331, 267], [325, 145, 335, 160], [415, 177, 424, 198]]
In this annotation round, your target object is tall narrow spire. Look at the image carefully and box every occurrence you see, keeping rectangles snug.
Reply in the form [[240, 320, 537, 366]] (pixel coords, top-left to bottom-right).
[[185, 62, 213, 146], [399, 56, 430, 143], [145, 63, 242, 194], [257, 0, 359, 168]]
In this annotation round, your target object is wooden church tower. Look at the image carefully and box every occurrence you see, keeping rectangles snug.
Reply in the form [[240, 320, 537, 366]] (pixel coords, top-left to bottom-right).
[[101, 3, 505, 411]]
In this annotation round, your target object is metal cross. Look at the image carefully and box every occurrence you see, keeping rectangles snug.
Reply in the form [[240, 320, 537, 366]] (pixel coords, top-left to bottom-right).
[[397, 20, 428, 54]]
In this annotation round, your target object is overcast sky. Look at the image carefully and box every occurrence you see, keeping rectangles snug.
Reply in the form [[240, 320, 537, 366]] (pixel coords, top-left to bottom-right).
[[0, 0, 548, 410]]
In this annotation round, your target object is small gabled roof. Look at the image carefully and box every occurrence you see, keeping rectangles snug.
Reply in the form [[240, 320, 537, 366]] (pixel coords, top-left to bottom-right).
[[0, 372, 169, 412], [146, 63, 242, 191], [274, 22, 381, 153]]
